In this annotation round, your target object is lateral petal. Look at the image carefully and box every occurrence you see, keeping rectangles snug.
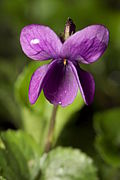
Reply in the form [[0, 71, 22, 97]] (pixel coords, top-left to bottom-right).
[[69, 62, 95, 105], [29, 64, 48, 104]]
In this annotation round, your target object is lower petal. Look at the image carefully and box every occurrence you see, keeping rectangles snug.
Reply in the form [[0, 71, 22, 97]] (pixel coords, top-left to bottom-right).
[[29, 64, 48, 104], [69, 62, 95, 105], [43, 60, 78, 107]]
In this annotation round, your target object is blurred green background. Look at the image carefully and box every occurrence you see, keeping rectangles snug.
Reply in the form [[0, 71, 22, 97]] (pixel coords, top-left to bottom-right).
[[0, 0, 120, 179]]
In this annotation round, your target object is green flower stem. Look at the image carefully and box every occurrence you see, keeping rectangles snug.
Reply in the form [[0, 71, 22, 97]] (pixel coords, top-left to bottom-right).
[[45, 105, 58, 152]]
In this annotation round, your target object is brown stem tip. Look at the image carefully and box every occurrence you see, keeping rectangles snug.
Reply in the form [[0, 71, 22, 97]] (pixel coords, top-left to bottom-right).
[[64, 17, 76, 40]]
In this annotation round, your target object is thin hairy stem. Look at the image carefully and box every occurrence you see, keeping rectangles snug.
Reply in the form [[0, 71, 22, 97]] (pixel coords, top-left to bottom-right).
[[45, 105, 58, 153]]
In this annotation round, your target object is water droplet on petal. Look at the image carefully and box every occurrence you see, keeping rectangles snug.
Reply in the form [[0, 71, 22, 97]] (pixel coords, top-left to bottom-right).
[[30, 38, 40, 45], [64, 90, 67, 94], [58, 101, 62, 105]]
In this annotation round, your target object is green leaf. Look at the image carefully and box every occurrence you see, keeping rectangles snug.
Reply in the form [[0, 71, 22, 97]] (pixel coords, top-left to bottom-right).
[[0, 176, 6, 180], [0, 130, 41, 180], [97, 158, 120, 180], [15, 62, 84, 150], [40, 147, 98, 180], [94, 107, 120, 167]]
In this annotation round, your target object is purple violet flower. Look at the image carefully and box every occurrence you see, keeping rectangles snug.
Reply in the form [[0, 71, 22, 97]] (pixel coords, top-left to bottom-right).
[[20, 24, 109, 107]]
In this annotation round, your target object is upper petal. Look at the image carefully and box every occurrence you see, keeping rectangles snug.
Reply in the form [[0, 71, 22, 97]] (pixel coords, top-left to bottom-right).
[[69, 62, 95, 105], [20, 24, 62, 61], [61, 25, 109, 64], [29, 64, 48, 104], [43, 60, 78, 107]]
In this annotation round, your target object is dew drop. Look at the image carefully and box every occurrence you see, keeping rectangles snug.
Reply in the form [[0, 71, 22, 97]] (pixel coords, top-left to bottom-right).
[[30, 38, 40, 45], [58, 101, 62, 105], [64, 90, 67, 94]]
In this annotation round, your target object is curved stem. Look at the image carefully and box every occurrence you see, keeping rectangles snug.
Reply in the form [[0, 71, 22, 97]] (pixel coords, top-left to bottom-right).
[[45, 105, 58, 153]]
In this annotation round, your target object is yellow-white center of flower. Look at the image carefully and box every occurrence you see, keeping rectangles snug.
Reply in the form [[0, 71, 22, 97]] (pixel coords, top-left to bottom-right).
[[63, 59, 67, 66]]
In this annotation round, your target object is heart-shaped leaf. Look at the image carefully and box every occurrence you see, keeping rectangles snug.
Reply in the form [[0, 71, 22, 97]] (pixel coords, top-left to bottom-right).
[[0, 130, 41, 180], [40, 147, 98, 180]]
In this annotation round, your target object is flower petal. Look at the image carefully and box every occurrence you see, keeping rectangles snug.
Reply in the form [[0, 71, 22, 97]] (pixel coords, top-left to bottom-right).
[[69, 62, 95, 105], [43, 60, 78, 107], [61, 25, 109, 64], [29, 64, 48, 104], [20, 24, 62, 61]]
